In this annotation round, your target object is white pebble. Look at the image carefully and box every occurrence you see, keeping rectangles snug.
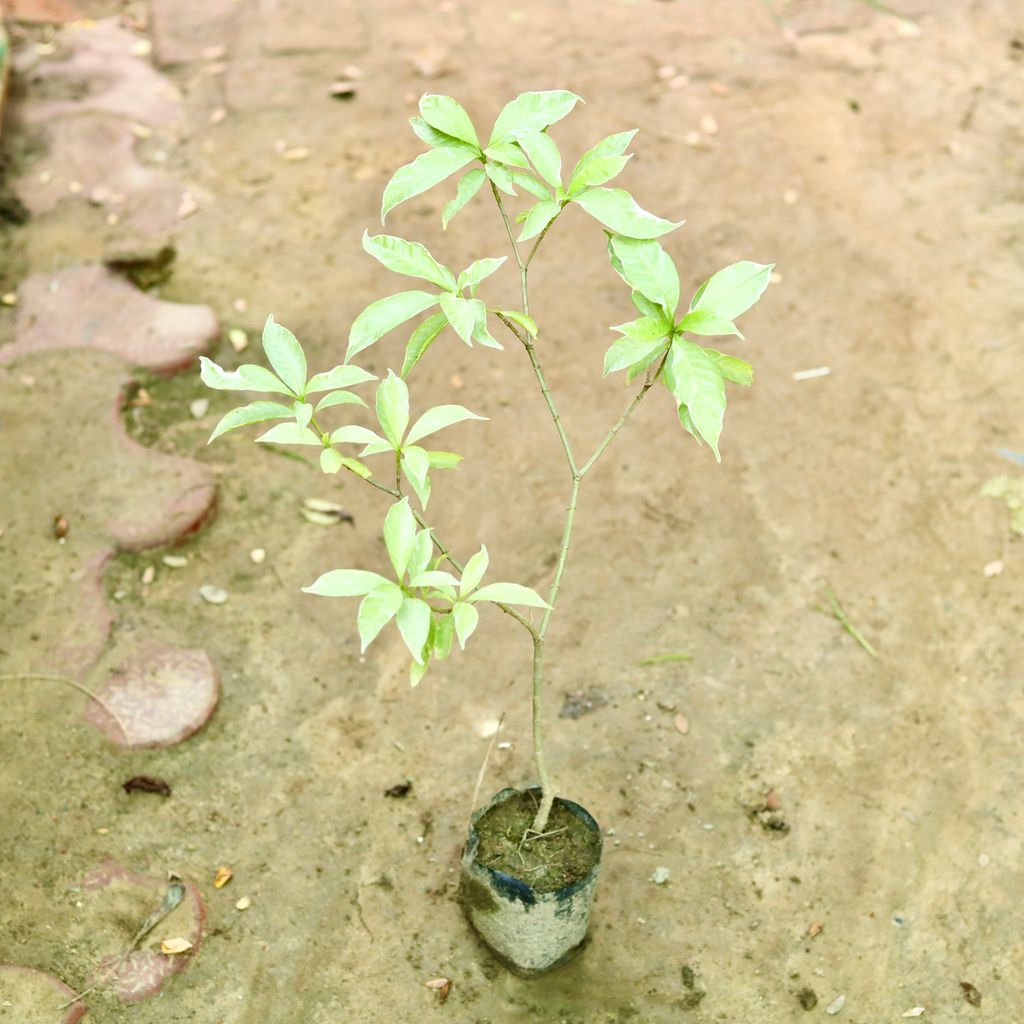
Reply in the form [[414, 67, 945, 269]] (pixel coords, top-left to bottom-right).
[[190, 398, 209, 419], [650, 866, 670, 885], [162, 555, 188, 568], [199, 584, 228, 605], [826, 994, 846, 1015], [983, 560, 1003, 578], [249, 547, 266, 565]]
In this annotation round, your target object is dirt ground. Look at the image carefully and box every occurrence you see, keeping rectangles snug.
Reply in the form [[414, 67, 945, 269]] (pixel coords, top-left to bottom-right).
[[2, 0, 1023, 1021]]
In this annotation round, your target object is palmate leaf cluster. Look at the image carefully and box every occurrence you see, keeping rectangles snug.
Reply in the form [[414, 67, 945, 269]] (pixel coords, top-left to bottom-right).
[[201, 90, 772, 685]]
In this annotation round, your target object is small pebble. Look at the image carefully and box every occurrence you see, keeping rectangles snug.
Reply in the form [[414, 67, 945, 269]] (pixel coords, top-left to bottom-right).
[[701, 822, 715, 830], [283, 147, 311, 162], [162, 555, 188, 568], [684, 130, 702, 146], [178, 192, 198, 219], [141, 566, 156, 585], [190, 398, 209, 419], [783, 188, 800, 205], [209, 107, 228, 125], [199, 584, 228, 605], [650, 866, 670, 885], [228, 328, 249, 352], [699, 113, 719, 135], [233, 298, 247, 313], [983, 560, 1003, 577], [978, 853, 990, 868], [249, 547, 266, 564], [825, 994, 846, 1015], [656, 64, 676, 80], [235, 896, 251, 911], [901, 1009, 925, 1019], [1, 292, 16, 307], [129, 39, 152, 56], [668, 74, 689, 90]]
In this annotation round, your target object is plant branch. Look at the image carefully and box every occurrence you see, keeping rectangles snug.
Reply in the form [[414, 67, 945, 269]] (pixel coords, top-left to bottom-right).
[[524, 209, 562, 270], [490, 182, 528, 313]]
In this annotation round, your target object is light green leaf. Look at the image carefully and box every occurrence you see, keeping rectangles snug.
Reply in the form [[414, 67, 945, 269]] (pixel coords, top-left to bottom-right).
[[401, 311, 448, 378], [568, 129, 636, 192], [199, 356, 296, 397], [489, 90, 582, 145], [518, 199, 561, 242], [383, 498, 417, 578], [407, 404, 486, 445], [470, 582, 551, 608], [470, 302, 503, 350], [261, 316, 307, 396], [460, 544, 489, 597], [625, 344, 666, 383], [408, 116, 478, 155], [485, 161, 517, 195], [314, 390, 366, 413], [439, 294, 478, 345], [339, 456, 372, 479], [382, 146, 476, 222], [665, 338, 727, 460], [254, 422, 322, 445], [483, 142, 531, 168], [706, 349, 753, 386], [410, 658, 430, 687], [357, 584, 404, 651], [397, 597, 432, 664], [293, 400, 313, 432], [496, 310, 538, 337], [427, 450, 462, 469], [331, 424, 387, 446], [611, 316, 672, 342], [305, 364, 376, 393], [442, 168, 486, 229], [515, 130, 561, 186], [511, 170, 553, 200], [319, 447, 343, 474], [631, 291, 664, 320], [458, 257, 506, 295], [574, 187, 681, 239], [347, 290, 440, 361], [359, 440, 394, 457], [452, 601, 479, 649], [419, 94, 480, 148], [409, 570, 460, 589], [689, 261, 773, 321], [568, 154, 631, 196], [432, 613, 454, 661], [303, 568, 390, 597], [376, 370, 410, 447], [603, 335, 670, 377], [362, 231, 456, 291], [608, 235, 680, 316], [207, 400, 294, 443], [676, 402, 702, 445], [401, 445, 431, 508], [407, 529, 434, 581], [679, 309, 742, 338]]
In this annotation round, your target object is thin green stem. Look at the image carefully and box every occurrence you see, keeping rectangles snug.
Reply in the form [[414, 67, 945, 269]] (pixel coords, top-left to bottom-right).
[[490, 182, 529, 314]]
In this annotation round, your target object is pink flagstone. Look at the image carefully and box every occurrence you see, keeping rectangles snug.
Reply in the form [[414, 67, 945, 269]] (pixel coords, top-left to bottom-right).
[[0, 965, 86, 1023]]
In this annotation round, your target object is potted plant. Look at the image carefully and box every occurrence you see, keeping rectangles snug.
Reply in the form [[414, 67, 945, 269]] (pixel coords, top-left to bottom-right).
[[201, 90, 772, 975]]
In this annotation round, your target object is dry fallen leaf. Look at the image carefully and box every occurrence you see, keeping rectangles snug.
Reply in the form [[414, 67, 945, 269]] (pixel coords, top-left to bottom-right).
[[160, 937, 193, 955], [960, 982, 981, 1007], [424, 977, 451, 1003], [901, 1009, 925, 1019], [213, 865, 233, 889], [807, 921, 824, 938], [674, 714, 689, 735]]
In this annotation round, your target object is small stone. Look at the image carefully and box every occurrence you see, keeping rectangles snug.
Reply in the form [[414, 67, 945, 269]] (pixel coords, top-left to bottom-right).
[[189, 398, 209, 419], [770, 270, 784, 284], [329, 79, 358, 100], [978, 853, 990, 867], [68, 180, 83, 194], [1, 292, 17, 307], [650, 866, 670, 885], [783, 188, 800, 205], [129, 122, 153, 139], [983, 560, 1003, 577], [130, 39, 152, 57], [228, 328, 248, 352], [249, 547, 266, 565], [209, 107, 228, 125], [709, 81, 731, 96], [162, 555, 189, 568], [341, 64, 363, 79], [235, 896, 251, 911], [656, 64, 677, 80], [202, 45, 227, 60], [232, 298, 247, 313], [684, 130, 702, 146], [199, 584, 228, 605], [141, 566, 156, 585], [283, 147, 311, 162], [825, 994, 846, 1015], [178, 192, 199, 219], [668, 74, 690, 90], [901, 1009, 925, 1019], [699, 113, 719, 135]]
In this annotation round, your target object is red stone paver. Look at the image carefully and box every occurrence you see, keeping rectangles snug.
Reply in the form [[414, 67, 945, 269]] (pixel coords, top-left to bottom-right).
[[0, 965, 86, 1023], [3, 265, 220, 375]]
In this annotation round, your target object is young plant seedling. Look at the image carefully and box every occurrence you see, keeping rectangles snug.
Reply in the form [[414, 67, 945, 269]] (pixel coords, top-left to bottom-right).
[[201, 90, 772, 836]]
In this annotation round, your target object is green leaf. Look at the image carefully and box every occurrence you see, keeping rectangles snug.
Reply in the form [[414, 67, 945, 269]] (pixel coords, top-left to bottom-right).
[[485, 161, 517, 195], [331, 424, 388, 447], [382, 146, 476, 222], [254, 422, 322, 445], [199, 356, 296, 397], [339, 456, 372, 479], [568, 155, 631, 196], [518, 199, 561, 242], [568, 129, 636, 193], [460, 544, 489, 596], [574, 187, 681, 239], [679, 309, 741, 339], [458, 257, 506, 295], [427, 450, 462, 469], [362, 231, 456, 291], [347, 290, 440, 361], [608, 235, 680, 316], [314, 390, 366, 414], [626, 344, 666, 383], [305, 364, 376, 393], [358, 584, 404, 651], [611, 316, 672, 342], [409, 570, 460, 589], [515, 130, 561, 186], [471, 304, 503, 350], [410, 657, 430, 687], [439, 294, 478, 345], [396, 597, 431, 664], [419, 94, 480, 148], [408, 116, 477, 155], [293, 400, 313, 432], [320, 447, 343, 474], [303, 568, 390, 597], [664, 338, 727, 460], [483, 142, 531, 168], [207, 400, 294, 443], [442, 168, 486, 229], [470, 582, 551, 608], [261, 316, 307, 396], [631, 291, 664, 320], [432, 613, 454, 661], [401, 311, 448, 378], [401, 445, 431, 508], [376, 370, 410, 447], [407, 529, 434, 581], [496, 310, 538, 337], [603, 335, 670, 377], [489, 90, 582, 145], [407, 404, 486, 444], [452, 601, 480, 649], [383, 498, 417, 578], [359, 440, 393, 457], [706, 349, 753, 386], [510, 170, 552, 200], [689, 261, 773, 320]]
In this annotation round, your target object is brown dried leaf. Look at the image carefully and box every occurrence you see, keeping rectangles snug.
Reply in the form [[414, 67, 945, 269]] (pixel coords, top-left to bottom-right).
[[424, 978, 451, 1003], [213, 865, 233, 889], [960, 981, 981, 1007], [160, 937, 193, 955], [807, 921, 824, 938]]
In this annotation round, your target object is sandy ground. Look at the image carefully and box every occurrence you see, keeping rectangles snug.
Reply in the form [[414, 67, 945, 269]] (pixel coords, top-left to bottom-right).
[[1, 1, 1023, 1021]]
